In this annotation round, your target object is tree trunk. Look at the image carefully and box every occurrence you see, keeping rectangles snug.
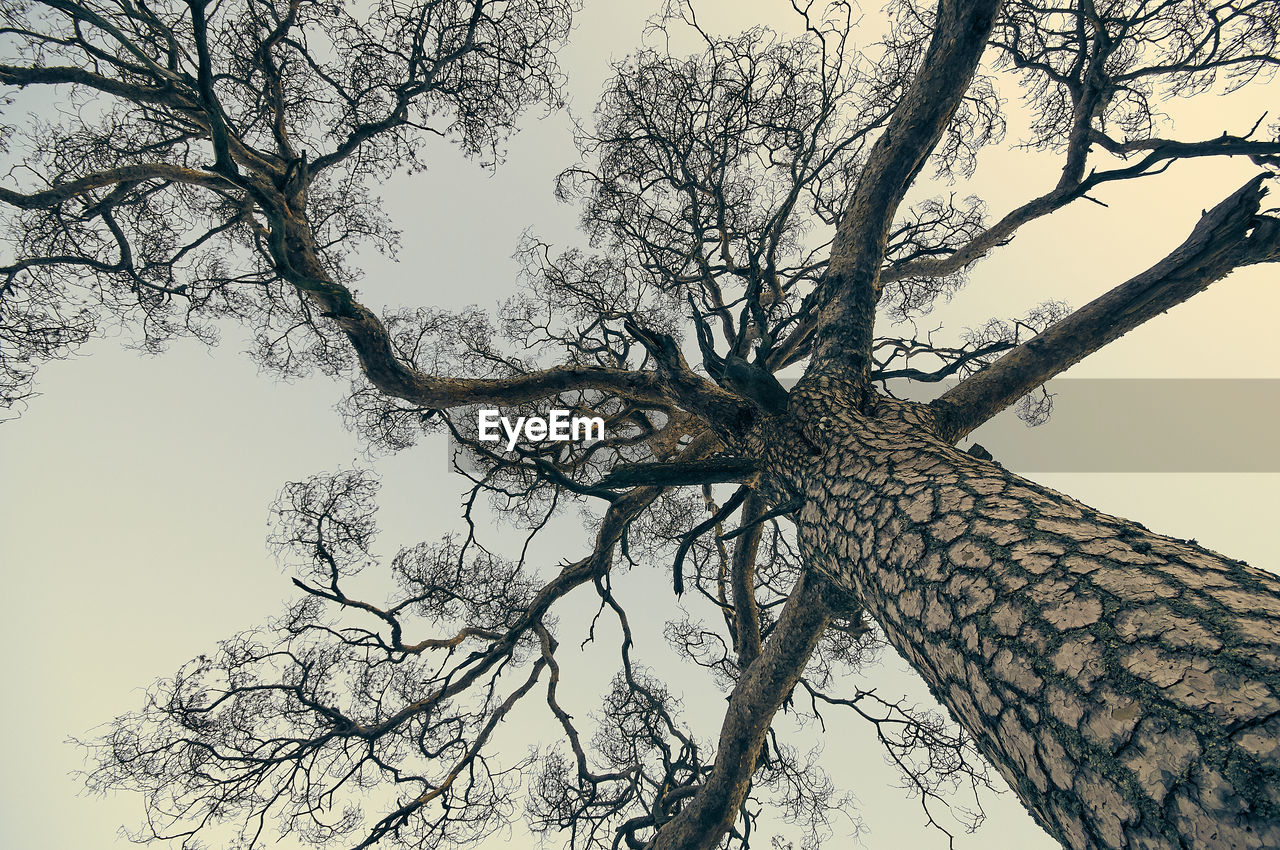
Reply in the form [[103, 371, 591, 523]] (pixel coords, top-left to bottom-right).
[[764, 373, 1280, 850]]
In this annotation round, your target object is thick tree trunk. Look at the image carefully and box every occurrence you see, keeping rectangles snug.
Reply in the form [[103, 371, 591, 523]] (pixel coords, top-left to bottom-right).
[[764, 373, 1280, 850]]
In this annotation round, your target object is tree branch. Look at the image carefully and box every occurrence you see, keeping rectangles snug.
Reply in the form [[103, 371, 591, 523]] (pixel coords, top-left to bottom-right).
[[728, 493, 766, 669], [263, 220, 690, 414], [673, 486, 750, 596], [0, 62, 186, 105], [647, 572, 833, 850], [0, 164, 231, 209], [806, 0, 1003, 377], [932, 173, 1280, 442], [879, 134, 1280, 284]]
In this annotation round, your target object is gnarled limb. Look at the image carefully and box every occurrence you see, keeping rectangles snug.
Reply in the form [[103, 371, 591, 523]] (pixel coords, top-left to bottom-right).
[[598, 458, 757, 490], [0, 165, 233, 209], [728, 493, 766, 669], [288, 244, 744, 422]]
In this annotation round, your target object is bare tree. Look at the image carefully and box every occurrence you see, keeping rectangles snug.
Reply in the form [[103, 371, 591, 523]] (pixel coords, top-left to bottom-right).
[[3, 1, 1280, 849]]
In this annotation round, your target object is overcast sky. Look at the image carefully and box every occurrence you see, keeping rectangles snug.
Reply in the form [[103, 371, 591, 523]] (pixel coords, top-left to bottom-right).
[[1, 2, 1277, 849]]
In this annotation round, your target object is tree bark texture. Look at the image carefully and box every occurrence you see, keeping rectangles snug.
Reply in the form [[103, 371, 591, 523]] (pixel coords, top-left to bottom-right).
[[763, 374, 1280, 850]]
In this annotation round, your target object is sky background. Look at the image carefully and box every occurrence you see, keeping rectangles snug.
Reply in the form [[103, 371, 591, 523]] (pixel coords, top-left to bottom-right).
[[1, 1, 1278, 848]]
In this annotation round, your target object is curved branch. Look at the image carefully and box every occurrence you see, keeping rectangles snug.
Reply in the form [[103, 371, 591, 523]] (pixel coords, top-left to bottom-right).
[[266, 221, 745, 420], [672, 486, 750, 596], [0, 164, 231, 209]]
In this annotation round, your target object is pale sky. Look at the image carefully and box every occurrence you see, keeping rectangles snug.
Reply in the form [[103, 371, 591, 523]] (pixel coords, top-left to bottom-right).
[[1, 2, 1277, 849]]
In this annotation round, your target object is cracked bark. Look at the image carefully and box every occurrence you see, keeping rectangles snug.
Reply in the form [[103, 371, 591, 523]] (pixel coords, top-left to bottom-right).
[[760, 373, 1280, 850]]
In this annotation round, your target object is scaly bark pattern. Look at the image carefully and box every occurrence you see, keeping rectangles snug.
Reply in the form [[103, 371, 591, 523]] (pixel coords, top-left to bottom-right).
[[762, 373, 1280, 850]]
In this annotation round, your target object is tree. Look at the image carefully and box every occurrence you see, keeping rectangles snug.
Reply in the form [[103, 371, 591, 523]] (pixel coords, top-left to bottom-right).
[[2, 0, 1279, 848]]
